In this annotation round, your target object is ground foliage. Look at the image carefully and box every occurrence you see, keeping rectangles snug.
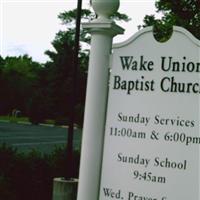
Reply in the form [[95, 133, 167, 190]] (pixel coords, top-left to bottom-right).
[[0, 143, 80, 200]]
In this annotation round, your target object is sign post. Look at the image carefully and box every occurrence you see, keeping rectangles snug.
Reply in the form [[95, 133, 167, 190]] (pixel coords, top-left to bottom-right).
[[77, 1, 124, 200], [99, 27, 200, 200], [77, 1, 200, 200]]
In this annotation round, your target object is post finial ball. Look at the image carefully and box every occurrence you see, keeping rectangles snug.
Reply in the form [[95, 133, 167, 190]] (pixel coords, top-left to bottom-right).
[[92, 0, 119, 19]]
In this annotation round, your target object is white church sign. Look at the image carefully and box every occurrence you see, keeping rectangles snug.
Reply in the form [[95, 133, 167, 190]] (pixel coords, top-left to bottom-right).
[[99, 26, 200, 200]]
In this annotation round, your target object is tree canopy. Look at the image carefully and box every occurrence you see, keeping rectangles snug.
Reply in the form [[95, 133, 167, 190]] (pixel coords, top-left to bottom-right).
[[142, 0, 200, 41], [0, 55, 42, 116]]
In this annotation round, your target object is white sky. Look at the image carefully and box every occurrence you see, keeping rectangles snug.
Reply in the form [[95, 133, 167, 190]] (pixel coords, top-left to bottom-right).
[[0, 0, 161, 63]]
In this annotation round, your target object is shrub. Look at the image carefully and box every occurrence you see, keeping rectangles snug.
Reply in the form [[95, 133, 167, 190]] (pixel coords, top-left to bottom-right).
[[0, 144, 80, 200]]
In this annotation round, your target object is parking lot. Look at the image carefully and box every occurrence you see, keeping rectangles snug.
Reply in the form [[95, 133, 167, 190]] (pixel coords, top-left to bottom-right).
[[0, 121, 82, 154]]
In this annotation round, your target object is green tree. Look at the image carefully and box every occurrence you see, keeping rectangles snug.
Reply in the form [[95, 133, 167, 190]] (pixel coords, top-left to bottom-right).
[[0, 56, 5, 67], [0, 56, 6, 114], [45, 31, 81, 123], [0, 55, 42, 116], [142, 0, 200, 41]]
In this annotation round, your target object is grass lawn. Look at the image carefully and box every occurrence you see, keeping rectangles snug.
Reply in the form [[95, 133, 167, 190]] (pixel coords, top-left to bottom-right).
[[0, 115, 29, 123], [0, 115, 57, 125]]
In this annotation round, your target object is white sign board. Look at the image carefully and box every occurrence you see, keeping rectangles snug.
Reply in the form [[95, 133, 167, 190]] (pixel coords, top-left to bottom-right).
[[99, 26, 200, 200]]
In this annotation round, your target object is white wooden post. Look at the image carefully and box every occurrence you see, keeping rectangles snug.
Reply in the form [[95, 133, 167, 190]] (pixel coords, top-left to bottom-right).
[[77, 0, 124, 200]]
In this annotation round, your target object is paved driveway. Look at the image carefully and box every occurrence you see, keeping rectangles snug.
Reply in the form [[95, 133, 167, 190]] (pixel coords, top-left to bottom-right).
[[0, 122, 82, 154]]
